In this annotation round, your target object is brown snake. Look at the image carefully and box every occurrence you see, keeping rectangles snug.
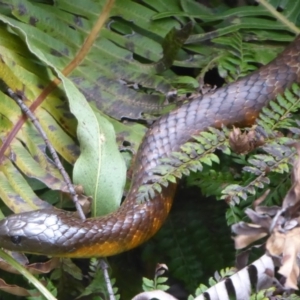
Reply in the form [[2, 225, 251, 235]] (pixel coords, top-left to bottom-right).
[[0, 36, 299, 257]]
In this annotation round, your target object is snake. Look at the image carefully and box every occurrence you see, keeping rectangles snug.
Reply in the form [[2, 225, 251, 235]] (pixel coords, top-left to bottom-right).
[[0, 35, 299, 258]]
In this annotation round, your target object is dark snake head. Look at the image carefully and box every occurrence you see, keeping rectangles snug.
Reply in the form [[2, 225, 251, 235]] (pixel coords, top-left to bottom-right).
[[0, 209, 79, 255]]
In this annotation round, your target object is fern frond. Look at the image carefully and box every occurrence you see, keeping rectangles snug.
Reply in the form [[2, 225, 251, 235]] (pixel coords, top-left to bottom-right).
[[257, 83, 300, 132], [213, 32, 258, 81], [137, 127, 231, 202], [221, 144, 295, 205], [221, 83, 300, 207], [78, 258, 120, 300], [139, 84, 300, 214]]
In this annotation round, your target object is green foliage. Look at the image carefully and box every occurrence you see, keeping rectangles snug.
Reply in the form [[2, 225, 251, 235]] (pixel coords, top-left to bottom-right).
[[250, 288, 300, 300], [142, 276, 169, 292], [50, 259, 83, 299], [188, 169, 235, 196], [213, 32, 258, 81], [78, 259, 120, 300], [137, 127, 231, 202], [249, 287, 276, 300], [0, 0, 300, 299], [257, 84, 300, 131]]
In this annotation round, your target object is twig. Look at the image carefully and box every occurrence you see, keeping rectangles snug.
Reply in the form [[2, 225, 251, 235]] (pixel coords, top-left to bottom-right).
[[8, 88, 86, 221], [99, 259, 115, 300]]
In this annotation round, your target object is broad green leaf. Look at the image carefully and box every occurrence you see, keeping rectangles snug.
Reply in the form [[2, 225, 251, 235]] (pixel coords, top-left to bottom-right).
[[74, 104, 126, 215], [51, 73, 126, 215]]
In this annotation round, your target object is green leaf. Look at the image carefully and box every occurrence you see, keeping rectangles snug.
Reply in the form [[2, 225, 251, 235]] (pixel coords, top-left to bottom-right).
[[69, 86, 126, 216], [142, 277, 155, 291]]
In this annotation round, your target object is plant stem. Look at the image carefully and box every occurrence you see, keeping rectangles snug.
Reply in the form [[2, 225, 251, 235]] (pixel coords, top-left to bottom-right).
[[258, 0, 300, 34]]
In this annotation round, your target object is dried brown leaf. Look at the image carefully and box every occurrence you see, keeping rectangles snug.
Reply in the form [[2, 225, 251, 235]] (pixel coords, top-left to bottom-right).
[[0, 257, 59, 275], [282, 188, 300, 211], [245, 208, 272, 229], [232, 222, 266, 234], [0, 278, 37, 297], [229, 127, 264, 154], [155, 263, 168, 277], [255, 205, 281, 216], [266, 228, 300, 289], [266, 230, 285, 257], [232, 143, 300, 289], [234, 232, 268, 249]]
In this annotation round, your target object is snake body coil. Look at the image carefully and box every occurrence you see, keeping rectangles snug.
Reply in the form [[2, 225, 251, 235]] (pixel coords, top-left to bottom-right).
[[0, 36, 300, 257]]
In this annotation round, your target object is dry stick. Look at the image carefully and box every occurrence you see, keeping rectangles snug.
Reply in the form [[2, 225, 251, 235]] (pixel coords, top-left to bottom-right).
[[99, 259, 115, 300], [7, 88, 86, 221]]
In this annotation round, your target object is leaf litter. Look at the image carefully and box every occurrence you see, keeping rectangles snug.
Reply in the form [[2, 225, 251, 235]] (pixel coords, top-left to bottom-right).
[[232, 143, 300, 290]]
